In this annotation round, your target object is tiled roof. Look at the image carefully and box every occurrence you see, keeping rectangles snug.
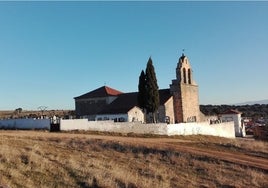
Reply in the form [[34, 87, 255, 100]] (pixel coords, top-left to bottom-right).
[[221, 109, 242, 115], [159, 89, 173, 104], [98, 89, 172, 114], [98, 92, 138, 114], [74, 86, 123, 99]]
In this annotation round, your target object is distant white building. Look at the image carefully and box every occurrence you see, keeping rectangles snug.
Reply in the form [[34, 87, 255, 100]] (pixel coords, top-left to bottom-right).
[[220, 109, 246, 137]]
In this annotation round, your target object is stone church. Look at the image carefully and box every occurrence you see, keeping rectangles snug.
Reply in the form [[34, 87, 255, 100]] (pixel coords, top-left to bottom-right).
[[74, 54, 203, 123]]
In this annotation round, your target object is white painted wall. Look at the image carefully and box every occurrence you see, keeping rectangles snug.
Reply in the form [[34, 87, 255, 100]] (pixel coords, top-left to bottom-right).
[[220, 113, 245, 137], [95, 106, 144, 123], [60, 119, 235, 138], [167, 122, 235, 138], [0, 119, 50, 130], [0, 118, 235, 138], [95, 114, 128, 122], [128, 106, 144, 123], [60, 119, 89, 130]]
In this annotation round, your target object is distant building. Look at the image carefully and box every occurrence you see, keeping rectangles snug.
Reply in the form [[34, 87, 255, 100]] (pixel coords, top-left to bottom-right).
[[74, 54, 204, 123], [220, 109, 246, 137]]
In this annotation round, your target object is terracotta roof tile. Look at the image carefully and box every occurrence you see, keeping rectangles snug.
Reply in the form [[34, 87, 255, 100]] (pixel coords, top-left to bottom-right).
[[74, 86, 123, 99], [221, 109, 242, 115], [104, 86, 123, 96], [98, 92, 138, 114]]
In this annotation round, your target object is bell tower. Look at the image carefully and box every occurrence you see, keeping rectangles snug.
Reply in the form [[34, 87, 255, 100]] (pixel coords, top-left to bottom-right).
[[170, 53, 200, 123]]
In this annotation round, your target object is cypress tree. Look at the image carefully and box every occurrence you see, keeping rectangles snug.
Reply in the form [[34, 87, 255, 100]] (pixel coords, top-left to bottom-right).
[[145, 57, 160, 122], [138, 70, 146, 110]]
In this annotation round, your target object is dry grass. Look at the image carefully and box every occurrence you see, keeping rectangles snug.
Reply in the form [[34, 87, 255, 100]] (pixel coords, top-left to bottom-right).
[[0, 131, 267, 188]]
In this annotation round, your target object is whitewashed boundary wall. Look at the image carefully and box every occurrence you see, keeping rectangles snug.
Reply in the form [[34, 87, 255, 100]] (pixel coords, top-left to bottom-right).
[[167, 122, 235, 138], [60, 119, 168, 135], [0, 119, 50, 130], [60, 119, 235, 138], [60, 119, 89, 130]]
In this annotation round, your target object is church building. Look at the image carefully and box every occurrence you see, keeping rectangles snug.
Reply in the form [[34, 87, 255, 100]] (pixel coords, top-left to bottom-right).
[[74, 54, 203, 123]]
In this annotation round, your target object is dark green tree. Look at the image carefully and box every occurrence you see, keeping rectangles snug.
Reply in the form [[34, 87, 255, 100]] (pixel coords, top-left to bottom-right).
[[145, 57, 160, 122], [138, 70, 146, 110]]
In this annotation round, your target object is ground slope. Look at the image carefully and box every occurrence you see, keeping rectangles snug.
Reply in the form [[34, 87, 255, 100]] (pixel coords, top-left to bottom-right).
[[0, 131, 267, 188]]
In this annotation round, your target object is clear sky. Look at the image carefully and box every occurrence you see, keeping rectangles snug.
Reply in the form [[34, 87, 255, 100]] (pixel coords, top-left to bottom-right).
[[0, 1, 268, 110]]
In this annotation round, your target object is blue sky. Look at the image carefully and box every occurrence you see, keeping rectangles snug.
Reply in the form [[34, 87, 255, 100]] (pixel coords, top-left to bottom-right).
[[0, 1, 267, 110]]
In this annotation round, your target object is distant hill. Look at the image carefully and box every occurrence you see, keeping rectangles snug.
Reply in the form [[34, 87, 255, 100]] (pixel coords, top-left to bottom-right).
[[235, 99, 268, 105], [200, 103, 268, 118]]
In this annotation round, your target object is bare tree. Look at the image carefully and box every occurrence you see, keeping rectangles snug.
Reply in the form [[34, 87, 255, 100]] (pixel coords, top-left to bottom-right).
[[38, 106, 48, 117]]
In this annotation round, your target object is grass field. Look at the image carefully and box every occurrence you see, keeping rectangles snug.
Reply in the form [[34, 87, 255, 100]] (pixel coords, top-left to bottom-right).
[[0, 131, 267, 188]]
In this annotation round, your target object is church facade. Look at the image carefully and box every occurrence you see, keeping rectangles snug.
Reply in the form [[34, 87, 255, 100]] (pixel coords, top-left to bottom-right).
[[74, 54, 203, 123]]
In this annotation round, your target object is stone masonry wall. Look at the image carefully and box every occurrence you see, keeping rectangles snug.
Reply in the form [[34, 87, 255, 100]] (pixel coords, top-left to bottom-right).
[[180, 84, 200, 122]]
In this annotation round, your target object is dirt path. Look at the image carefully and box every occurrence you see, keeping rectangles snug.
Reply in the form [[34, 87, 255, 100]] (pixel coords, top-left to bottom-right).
[[1, 130, 268, 172], [163, 143, 268, 172]]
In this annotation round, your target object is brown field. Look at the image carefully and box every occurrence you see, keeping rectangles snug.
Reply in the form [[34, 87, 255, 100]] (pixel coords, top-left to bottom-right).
[[0, 131, 267, 188]]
